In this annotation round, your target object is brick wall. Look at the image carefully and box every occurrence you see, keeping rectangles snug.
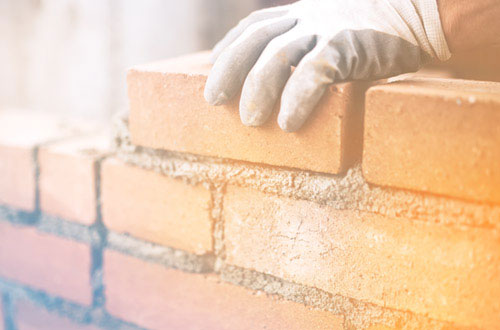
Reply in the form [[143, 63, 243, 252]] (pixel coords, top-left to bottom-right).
[[0, 52, 499, 330]]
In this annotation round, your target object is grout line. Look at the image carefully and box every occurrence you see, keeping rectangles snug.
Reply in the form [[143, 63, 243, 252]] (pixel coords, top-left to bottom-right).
[[219, 264, 458, 330], [90, 156, 108, 309], [106, 231, 214, 274], [112, 115, 500, 230], [209, 183, 226, 272], [32, 146, 41, 219], [0, 278, 146, 330], [1, 291, 16, 330]]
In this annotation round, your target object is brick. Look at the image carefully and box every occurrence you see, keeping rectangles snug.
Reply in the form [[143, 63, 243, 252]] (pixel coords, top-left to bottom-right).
[[39, 134, 109, 225], [223, 186, 500, 328], [0, 111, 92, 211], [101, 158, 213, 254], [104, 250, 344, 330], [128, 51, 366, 174], [16, 300, 100, 330], [363, 78, 500, 204], [0, 221, 92, 305]]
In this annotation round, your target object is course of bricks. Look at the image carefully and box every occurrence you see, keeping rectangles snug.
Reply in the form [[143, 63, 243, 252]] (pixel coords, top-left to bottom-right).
[[0, 52, 499, 330]]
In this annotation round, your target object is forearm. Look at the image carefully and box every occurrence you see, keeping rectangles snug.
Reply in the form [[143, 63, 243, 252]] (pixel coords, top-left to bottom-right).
[[438, 0, 500, 52]]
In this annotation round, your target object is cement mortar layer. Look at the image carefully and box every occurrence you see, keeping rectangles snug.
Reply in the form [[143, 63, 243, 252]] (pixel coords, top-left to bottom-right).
[[113, 115, 500, 229], [107, 232, 214, 273], [220, 265, 456, 330]]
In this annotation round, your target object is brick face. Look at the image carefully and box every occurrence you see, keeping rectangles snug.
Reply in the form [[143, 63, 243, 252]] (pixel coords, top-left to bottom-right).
[[0, 146, 35, 211], [16, 300, 100, 330], [101, 158, 213, 254], [128, 51, 366, 174], [104, 250, 344, 330], [0, 221, 92, 305], [223, 185, 500, 328], [0, 111, 91, 211], [363, 78, 500, 204], [39, 135, 109, 225]]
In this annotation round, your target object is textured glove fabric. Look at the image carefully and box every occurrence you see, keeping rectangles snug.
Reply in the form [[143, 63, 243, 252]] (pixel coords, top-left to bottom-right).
[[205, 0, 451, 132]]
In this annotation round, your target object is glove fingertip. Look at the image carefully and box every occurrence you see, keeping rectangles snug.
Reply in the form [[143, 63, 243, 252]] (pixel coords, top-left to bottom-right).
[[277, 113, 301, 133], [204, 84, 228, 106]]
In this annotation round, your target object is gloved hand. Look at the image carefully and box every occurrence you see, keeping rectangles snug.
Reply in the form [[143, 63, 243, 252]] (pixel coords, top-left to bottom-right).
[[204, 0, 451, 132]]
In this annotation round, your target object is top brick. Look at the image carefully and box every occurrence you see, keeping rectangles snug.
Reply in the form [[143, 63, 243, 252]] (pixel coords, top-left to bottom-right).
[[127, 52, 367, 174], [363, 78, 500, 204]]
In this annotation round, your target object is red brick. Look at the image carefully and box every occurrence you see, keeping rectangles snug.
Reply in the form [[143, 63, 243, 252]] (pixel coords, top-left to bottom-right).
[[363, 78, 500, 204], [128, 51, 366, 174], [104, 250, 344, 330], [16, 300, 100, 330], [223, 185, 500, 328], [0, 111, 92, 211], [39, 134, 109, 225], [0, 221, 92, 305], [101, 158, 213, 254]]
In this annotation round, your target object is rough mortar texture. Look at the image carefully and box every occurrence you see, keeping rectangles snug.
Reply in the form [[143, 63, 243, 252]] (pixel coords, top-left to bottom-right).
[[113, 114, 500, 228], [220, 265, 454, 330], [106, 232, 214, 274]]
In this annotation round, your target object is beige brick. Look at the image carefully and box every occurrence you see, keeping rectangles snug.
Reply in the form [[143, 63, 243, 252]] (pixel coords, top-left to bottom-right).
[[39, 134, 109, 225], [128, 51, 366, 174], [104, 250, 344, 330], [223, 185, 500, 328], [101, 158, 213, 254], [0, 221, 92, 305], [363, 78, 500, 204]]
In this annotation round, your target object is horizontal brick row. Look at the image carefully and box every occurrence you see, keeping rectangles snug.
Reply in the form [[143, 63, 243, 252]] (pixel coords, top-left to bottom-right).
[[101, 158, 213, 255], [127, 52, 500, 205], [0, 221, 92, 306], [363, 78, 500, 204], [15, 300, 99, 330], [127, 51, 366, 175], [222, 185, 500, 328], [104, 250, 344, 330]]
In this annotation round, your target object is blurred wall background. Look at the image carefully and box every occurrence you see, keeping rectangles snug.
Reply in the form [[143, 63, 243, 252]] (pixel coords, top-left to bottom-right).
[[0, 0, 293, 121]]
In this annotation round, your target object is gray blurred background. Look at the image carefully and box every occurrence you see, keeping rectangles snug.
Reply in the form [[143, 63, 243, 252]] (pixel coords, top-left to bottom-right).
[[0, 0, 292, 122]]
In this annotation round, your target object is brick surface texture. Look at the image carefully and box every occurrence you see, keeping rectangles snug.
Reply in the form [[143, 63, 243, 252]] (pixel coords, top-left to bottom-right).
[[39, 135, 109, 225], [104, 250, 344, 330], [0, 111, 91, 211], [363, 78, 500, 204], [128, 51, 366, 174], [0, 221, 92, 305], [223, 185, 500, 328], [101, 158, 213, 254], [16, 300, 100, 330]]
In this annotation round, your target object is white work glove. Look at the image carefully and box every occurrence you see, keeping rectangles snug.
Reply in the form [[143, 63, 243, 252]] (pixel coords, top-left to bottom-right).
[[204, 0, 451, 132]]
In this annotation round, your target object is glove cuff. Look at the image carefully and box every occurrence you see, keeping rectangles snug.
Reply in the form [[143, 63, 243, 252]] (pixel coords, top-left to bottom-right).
[[388, 0, 451, 61]]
